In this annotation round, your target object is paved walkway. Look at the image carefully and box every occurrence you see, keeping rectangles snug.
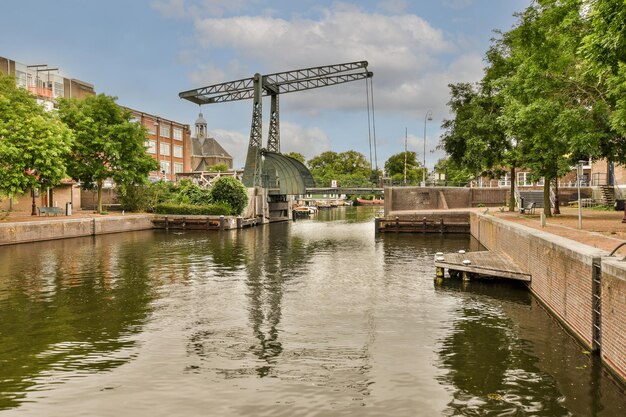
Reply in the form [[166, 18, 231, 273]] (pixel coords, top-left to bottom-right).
[[491, 207, 626, 257]]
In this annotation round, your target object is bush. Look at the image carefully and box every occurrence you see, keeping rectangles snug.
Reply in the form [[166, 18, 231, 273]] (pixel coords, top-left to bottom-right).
[[117, 181, 173, 212], [173, 179, 212, 205], [154, 202, 232, 215], [210, 177, 249, 215]]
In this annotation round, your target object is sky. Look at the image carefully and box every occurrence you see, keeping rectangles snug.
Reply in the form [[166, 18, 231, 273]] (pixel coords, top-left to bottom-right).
[[0, 0, 530, 171]]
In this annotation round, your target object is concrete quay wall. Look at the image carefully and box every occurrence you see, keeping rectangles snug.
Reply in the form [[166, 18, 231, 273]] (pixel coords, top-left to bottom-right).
[[0, 215, 154, 246], [470, 213, 625, 383]]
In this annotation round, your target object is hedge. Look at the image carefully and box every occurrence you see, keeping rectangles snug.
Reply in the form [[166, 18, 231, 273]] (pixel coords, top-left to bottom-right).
[[154, 202, 232, 215]]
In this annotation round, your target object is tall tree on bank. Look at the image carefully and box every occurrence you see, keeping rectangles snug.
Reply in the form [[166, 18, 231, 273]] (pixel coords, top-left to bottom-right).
[[0, 74, 73, 200], [307, 150, 372, 187], [384, 151, 423, 185], [440, 82, 514, 208], [579, 0, 626, 164], [58, 94, 158, 213], [497, 0, 593, 216]]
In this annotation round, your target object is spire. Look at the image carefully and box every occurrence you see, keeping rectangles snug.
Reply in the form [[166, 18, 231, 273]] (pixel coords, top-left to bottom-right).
[[195, 112, 207, 143]]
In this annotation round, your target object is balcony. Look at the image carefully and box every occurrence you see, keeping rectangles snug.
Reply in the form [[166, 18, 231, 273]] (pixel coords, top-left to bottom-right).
[[27, 86, 54, 99]]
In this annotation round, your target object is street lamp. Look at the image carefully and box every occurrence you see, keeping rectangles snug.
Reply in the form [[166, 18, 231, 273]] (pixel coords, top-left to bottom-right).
[[422, 110, 433, 186], [577, 160, 585, 229]]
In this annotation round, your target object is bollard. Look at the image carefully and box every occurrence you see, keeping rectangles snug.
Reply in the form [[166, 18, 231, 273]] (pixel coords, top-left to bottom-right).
[[237, 216, 243, 229], [219, 215, 225, 231]]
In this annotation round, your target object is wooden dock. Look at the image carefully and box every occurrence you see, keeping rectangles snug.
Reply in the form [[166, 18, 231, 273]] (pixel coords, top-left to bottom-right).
[[434, 251, 531, 282]]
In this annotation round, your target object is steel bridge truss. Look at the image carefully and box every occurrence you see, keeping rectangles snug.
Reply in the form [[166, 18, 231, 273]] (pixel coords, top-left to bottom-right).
[[179, 61, 373, 189]]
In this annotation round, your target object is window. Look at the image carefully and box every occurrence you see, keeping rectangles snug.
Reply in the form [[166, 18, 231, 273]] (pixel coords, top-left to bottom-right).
[[146, 140, 157, 154], [517, 172, 533, 187], [160, 160, 171, 174], [498, 173, 510, 187], [174, 145, 183, 158], [173, 128, 183, 141], [146, 123, 156, 135], [536, 177, 545, 186], [174, 162, 184, 174], [160, 143, 170, 156], [160, 125, 170, 138], [53, 82, 64, 98]]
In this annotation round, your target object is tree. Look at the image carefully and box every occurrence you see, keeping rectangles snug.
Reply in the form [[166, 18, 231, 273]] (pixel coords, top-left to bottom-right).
[[285, 152, 305, 164], [384, 151, 423, 184], [497, 0, 593, 216], [307, 150, 372, 187], [579, 0, 626, 162], [434, 158, 473, 186], [57, 94, 158, 213], [210, 176, 248, 215], [440, 81, 516, 208], [207, 163, 229, 172], [0, 74, 73, 200]]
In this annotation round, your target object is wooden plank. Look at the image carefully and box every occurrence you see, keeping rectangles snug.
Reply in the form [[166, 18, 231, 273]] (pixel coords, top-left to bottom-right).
[[434, 250, 531, 282]]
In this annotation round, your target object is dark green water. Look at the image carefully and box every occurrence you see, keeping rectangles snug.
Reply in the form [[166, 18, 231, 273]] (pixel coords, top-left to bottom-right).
[[0, 207, 624, 416]]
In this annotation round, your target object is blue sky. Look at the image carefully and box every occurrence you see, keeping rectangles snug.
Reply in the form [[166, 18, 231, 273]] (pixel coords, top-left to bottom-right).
[[0, 0, 529, 170]]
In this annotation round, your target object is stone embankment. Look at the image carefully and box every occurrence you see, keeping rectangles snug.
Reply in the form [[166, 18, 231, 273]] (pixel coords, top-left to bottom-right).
[[0, 214, 153, 245]]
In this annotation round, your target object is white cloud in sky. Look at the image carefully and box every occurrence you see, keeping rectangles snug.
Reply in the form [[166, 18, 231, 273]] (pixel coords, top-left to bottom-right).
[[210, 120, 331, 168], [188, 5, 471, 117]]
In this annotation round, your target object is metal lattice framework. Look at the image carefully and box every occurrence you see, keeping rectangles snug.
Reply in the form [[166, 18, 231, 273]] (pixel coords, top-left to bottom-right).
[[179, 61, 373, 188]]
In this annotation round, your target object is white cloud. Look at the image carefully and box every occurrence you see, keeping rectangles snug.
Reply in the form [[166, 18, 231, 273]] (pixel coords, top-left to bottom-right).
[[210, 121, 331, 168], [189, 6, 464, 116], [152, 0, 187, 18]]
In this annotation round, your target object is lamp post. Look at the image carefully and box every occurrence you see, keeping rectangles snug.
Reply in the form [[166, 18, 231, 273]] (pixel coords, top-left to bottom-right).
[[577, 160, 585, 229], [422, 110, 432, 186]]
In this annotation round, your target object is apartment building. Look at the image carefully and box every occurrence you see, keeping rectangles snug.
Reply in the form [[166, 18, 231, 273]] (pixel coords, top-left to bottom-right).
[[0, 56, 95, 109], [128, 109, 192, 181]]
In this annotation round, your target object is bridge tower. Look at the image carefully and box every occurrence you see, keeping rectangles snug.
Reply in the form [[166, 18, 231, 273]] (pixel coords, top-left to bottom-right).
[[179, 61, 373, 194]]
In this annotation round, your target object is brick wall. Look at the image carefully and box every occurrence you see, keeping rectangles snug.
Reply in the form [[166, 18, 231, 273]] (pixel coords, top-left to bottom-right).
[[600, 259, 626, 382], [470, 213, 625, 383]]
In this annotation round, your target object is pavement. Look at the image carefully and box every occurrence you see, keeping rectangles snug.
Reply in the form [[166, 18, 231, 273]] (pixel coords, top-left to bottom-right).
[[491, 206, 626, 257]]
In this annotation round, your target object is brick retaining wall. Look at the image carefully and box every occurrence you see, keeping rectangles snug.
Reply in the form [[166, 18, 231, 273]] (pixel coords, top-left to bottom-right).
[[470, 213, 624, 383]]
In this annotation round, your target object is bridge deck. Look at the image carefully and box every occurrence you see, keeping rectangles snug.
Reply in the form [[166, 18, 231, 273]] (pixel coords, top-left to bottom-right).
[[434, 251, 531, 282]]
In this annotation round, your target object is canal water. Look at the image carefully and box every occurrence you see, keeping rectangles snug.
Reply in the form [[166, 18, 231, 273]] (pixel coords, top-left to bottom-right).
[[0, 207, 624, 416]]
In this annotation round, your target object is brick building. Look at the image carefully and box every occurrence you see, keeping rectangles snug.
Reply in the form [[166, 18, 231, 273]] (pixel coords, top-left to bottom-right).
[[127, 109, 192, 182], [190, 112, 233, 171]]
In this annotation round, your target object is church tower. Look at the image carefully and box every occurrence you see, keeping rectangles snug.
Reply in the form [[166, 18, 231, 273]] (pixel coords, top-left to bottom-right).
[[195, 112, 207, 144]]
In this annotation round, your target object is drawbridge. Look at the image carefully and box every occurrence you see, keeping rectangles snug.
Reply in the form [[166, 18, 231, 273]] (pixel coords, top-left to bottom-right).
[[179, 61, 373, 196]]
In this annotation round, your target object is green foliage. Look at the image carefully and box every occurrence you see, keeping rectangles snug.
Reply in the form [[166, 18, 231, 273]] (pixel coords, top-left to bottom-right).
[[434, 158, 473, 185], [0, 74, 73, 197], [172, 179, 212, 205], [207, 163, 229, 172], [116, 181, 172, 212], [384, 151, 424, 184], [307, 150, 373, 187], [285, 152, 306, 164], [57, 94, 159, 212], [209, 176, 248, 215], [154, 202, 232, 215]]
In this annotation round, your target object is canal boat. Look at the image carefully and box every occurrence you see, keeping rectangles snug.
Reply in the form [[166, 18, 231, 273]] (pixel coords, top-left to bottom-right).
[[356, 197, 384, 205]]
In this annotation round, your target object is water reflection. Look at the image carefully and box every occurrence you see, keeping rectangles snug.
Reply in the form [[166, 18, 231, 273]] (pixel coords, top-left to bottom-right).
[[1, 208, 624, 416], [0, 232, 157, 410], [436, 279, 625, 417]]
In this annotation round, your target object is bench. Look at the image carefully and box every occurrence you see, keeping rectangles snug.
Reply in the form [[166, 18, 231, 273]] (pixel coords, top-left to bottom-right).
[[519, 202, 536, 214], [38, 206, 64, 216]]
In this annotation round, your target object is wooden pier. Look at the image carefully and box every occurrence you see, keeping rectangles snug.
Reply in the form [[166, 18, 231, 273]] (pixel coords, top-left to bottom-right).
[[376, 212, 470, 233], [434, 250, 531, 282]]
